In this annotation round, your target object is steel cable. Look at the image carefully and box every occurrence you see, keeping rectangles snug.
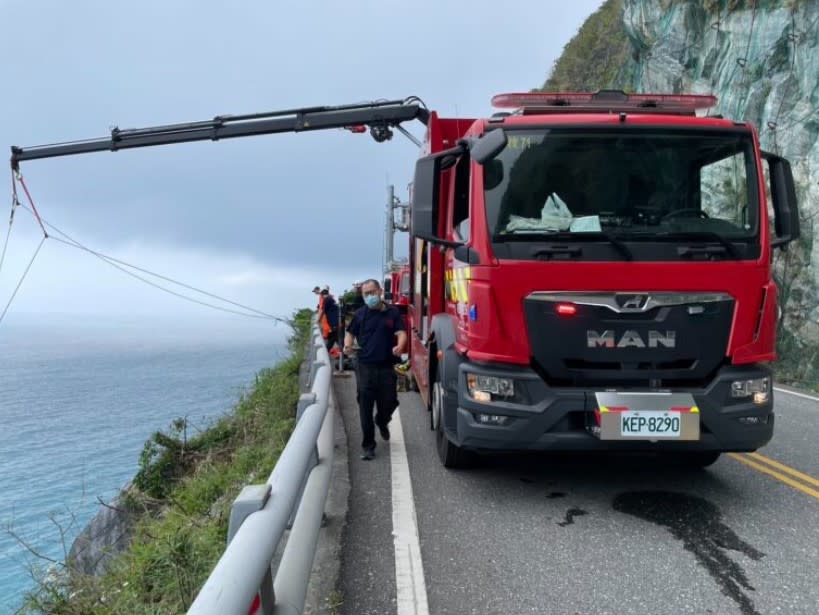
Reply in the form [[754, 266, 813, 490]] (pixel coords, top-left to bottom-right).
[[0, 235, 45, 325]]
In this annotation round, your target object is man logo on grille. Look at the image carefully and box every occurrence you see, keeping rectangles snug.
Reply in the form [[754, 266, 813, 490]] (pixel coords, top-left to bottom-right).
[[587, 330, 676, 349], [616, 294, 649, 311]]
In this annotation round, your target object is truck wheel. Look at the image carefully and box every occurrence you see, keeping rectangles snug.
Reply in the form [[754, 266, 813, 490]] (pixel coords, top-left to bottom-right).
[[429, 378, 440, 431], [433, 365, 472, 469]]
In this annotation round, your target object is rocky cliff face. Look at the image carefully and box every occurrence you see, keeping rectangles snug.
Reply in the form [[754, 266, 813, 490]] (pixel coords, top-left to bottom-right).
[[68, 487, 140, 576], [549, 0, 818, 383], [622, 0, 819, 382]]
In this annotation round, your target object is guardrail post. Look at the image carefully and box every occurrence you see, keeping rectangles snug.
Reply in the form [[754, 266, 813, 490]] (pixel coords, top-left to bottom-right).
[[307, 333, 321, 386], [337, 320, 345, 372], [288, 440, 319, 529], [228, 484, 272, 543], [228, 484, 275, 615], [289, 393, 320, 530], [308, 360, 324, 388], [296, 393, 317, 422]]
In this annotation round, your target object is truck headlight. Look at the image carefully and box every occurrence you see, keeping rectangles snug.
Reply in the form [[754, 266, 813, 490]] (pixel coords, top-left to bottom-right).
[[466, 373, 515, 401], [731, 377, 770, 404]]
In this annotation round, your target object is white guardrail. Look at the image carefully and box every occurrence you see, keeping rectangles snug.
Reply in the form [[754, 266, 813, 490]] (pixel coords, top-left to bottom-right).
[[187, 326, 335, 615]]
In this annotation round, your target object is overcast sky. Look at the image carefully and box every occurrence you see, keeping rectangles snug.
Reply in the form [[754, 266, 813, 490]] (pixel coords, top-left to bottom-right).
[[0, 0, 604, 332]]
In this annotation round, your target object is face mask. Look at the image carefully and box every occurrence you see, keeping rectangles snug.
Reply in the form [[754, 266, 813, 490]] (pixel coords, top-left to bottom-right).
[[364, 294, 381, 309]]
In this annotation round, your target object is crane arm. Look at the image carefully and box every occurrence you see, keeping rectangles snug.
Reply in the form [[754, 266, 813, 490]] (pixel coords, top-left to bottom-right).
[[11, 97, 428, 169]]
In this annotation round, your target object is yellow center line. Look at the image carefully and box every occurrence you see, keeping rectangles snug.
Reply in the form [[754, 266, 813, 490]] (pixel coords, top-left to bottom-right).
[[747, 452, 819, 489], [728, 453, 819, 501]]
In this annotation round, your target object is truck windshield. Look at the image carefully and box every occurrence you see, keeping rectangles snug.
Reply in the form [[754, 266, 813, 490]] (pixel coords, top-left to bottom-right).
[[484, 128, 759, 249]]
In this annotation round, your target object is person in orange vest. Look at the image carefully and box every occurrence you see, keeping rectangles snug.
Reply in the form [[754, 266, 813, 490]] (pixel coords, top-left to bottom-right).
[[315, 286, 339, 352], [313, 285, 329, 338]]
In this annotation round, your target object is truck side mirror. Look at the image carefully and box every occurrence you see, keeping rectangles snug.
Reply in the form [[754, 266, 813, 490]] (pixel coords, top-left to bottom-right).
[[411, 155, 440, 239], [762, 151, 800, 248], [470, 129, 507, 164], [411, 144, 465, 242]]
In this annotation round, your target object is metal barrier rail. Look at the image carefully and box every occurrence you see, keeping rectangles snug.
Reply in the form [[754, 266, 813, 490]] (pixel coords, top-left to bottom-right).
[[187, 327, 335, 615]]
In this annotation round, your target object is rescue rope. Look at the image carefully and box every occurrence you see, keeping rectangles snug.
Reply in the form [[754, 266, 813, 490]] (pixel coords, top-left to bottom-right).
[[14, 170, 47, 237], [48, 234, 285, 322], [32, 207, 284, 321], [0, 169, 47, 324], [0, 170, 19, 275], [0, 235, 45, 325], [3, 172, 289, 325]]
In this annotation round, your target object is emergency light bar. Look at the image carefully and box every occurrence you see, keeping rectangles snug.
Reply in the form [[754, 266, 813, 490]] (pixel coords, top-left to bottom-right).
[[491, 91, 718, 116]]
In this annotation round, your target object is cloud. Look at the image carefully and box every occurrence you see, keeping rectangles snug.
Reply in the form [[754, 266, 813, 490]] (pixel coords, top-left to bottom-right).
[[0, 0, 604, 323]]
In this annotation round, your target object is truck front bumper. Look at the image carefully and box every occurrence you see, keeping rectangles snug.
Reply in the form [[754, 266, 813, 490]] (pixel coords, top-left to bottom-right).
[[452, 361, 773, 453]]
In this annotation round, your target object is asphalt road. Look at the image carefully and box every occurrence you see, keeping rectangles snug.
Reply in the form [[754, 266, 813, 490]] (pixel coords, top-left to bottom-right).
[[336, 378, 818, 615]]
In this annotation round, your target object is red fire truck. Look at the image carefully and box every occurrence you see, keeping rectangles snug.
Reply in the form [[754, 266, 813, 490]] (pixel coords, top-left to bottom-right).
[[407, 90, 799, 467], [11, 91, 799, 469], [384, 263, 411, 308]]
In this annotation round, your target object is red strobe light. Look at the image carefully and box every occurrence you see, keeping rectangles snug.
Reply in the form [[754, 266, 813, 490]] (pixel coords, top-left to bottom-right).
[[556, 303, 577, 316]]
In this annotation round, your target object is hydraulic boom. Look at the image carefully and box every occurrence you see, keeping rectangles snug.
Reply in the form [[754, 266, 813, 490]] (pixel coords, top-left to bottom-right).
[[10, 97, 428, 169]]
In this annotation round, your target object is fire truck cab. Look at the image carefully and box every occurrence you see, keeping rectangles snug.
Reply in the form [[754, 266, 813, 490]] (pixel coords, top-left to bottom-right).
[[409, 90, 800, 468]]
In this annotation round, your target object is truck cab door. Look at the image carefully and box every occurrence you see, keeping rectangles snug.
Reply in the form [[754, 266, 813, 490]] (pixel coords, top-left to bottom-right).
[[409, 237, 430, 393]]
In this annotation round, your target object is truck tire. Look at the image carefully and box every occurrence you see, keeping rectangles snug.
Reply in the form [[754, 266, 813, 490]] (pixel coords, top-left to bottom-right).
[[432, 364, 472, 469]]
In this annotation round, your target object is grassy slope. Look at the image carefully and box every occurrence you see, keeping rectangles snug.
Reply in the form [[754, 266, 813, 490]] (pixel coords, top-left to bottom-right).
[[22, 308, 313, 614]]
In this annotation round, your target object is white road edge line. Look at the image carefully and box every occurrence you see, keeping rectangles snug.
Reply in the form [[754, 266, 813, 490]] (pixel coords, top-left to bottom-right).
[[774, 386, 819, 403], [390, 406, 430, 615]]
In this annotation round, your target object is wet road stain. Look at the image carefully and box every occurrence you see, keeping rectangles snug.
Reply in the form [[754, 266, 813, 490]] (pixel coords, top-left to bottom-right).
[[613, 491, 765, 615], [546, 491, 567, 499], [557, 508, 588, 527]]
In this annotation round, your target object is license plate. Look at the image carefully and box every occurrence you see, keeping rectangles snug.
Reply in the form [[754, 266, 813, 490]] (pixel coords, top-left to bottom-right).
[[620, 411, 681, 438]]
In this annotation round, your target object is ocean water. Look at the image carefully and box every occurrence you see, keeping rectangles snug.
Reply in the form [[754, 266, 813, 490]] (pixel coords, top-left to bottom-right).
[[0, 317, 289, 612]]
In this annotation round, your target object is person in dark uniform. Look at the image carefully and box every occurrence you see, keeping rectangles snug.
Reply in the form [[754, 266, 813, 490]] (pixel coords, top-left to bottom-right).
[[343, 278, 407, 460]]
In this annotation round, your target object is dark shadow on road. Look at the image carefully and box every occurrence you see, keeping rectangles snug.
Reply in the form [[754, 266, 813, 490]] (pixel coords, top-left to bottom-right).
[[614, 491, 765, 615], [466, 450, 737, 492]]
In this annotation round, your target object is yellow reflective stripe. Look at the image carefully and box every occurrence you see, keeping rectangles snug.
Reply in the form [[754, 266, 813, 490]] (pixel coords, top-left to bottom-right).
[[599, 406, 609, 413], [690, 406, 699, 413], [447, 267, 470, 303], [458, 279, 468, 302]]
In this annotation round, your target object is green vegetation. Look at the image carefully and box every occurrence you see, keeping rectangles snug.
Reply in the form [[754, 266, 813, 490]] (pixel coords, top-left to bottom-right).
[[539, 0, 633, 92], [774, 209, 819, 389], [20, 308, 313, 614]]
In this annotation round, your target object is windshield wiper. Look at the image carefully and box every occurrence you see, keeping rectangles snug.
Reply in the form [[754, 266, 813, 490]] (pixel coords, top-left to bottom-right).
[[654, 231, 740, 259], [494, 230, 567, 241], [521, 231, 633, 260]]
